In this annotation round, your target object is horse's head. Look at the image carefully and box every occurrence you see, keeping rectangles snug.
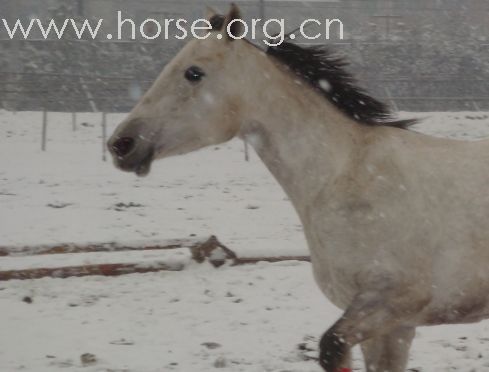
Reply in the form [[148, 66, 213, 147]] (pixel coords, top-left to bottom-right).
[[108, 5, 249, 176]]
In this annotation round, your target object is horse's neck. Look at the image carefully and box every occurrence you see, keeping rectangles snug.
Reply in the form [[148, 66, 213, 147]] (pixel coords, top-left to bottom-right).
[[238, 54, 363, 218]]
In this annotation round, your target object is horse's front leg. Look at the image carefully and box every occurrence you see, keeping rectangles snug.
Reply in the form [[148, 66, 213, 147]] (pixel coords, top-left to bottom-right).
[[360, 326, 415, 372], [318, 287, 429, 372]]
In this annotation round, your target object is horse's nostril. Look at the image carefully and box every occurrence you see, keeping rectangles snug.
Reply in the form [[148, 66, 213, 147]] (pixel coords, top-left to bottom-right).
[[111, 137, 136, 157]]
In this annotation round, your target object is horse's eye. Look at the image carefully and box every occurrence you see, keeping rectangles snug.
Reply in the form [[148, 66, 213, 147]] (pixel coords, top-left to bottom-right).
[[184, 66, 205, 82]]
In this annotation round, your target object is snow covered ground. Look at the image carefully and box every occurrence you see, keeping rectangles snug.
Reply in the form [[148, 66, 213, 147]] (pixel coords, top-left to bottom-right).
[[1, 110, 489, 371]]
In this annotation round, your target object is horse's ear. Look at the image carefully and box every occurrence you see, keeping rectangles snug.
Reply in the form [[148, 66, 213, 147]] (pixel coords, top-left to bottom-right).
[[205, 6, 218, 21], [206, 6, 226, 31], [224, 3, 243, 41]]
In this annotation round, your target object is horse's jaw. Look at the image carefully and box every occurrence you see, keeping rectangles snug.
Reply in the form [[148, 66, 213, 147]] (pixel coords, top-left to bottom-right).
[[133, 151, 154, 177]]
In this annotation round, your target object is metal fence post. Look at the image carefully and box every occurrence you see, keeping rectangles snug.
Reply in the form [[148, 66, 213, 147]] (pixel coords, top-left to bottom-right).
[[102, 112, 108, 162], [244, 140, 250, 162], [72, 112, 77, 131], [259, 0, 265, 19], [384, 87, 399, 112], [41, 107, 48, 151]]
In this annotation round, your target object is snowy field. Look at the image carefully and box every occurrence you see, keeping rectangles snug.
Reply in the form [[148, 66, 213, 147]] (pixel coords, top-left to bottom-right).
[[1, 110, 489, 371]]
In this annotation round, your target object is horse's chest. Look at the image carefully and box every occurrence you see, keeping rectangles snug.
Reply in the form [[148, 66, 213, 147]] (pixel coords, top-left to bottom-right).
[[309, 256, 356, 309], [305, 227, 360, 309], [301, 201, 421, 309]]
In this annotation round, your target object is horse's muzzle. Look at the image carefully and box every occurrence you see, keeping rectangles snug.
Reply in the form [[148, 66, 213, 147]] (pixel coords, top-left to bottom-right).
[[110, 137, 136, 158], [107, 136, 155, 177]]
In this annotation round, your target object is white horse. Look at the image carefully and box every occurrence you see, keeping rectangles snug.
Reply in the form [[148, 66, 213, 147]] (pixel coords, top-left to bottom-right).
[[108, 5, 489, 372]]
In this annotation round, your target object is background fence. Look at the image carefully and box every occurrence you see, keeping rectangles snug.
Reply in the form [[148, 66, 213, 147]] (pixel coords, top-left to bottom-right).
[[3, 69, 489, 114], [1, 0, 489, 113]]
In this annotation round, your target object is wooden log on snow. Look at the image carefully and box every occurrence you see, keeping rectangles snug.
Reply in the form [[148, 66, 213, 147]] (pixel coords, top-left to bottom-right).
[[0, 261, 184, 281], [0, 256, 311, 281], [188, 236, 310, 266], [0, 236, 311, 281], [234, 256, 310, 265], [190, 235, 238, 267], [0, 237, 211, 257]]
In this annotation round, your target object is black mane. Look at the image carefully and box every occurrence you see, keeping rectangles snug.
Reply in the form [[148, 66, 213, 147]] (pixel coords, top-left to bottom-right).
[[266, 42, 416, 128]]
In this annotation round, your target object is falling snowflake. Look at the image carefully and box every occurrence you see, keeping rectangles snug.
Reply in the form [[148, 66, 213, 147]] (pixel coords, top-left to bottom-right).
[[318, 79, 332, 92]]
